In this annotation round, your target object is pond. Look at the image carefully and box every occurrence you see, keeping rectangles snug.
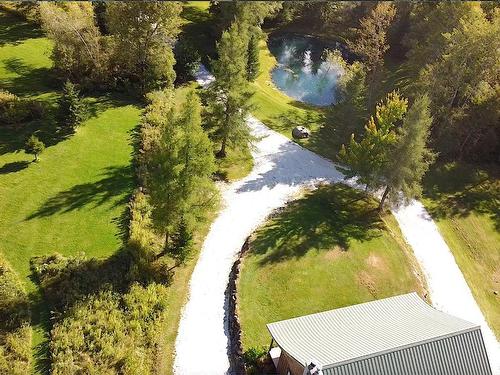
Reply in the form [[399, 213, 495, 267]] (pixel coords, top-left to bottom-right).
[[268, 34, 347, 106]]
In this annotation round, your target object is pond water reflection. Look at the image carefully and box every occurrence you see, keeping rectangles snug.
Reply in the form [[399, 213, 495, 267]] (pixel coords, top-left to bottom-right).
[[268, 34, 346, 106]]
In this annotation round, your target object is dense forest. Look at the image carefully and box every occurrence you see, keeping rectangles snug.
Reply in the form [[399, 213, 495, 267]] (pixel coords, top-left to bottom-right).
[[0, 1, 498, 374]]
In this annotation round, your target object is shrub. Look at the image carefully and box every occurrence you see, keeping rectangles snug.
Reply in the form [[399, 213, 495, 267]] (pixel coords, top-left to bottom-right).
[[0, 90, 43, 125], [24, 134, 45, 161], [49, 284, 168, 375], [0, 256, 31, 375]]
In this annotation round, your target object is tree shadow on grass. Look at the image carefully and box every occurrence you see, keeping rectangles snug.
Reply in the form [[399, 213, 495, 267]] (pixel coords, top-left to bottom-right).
[[1, 57, 56, 97], [0, 10, 42, 46], [423, 162, 500, 231], [26, 165, 133, 220], [251, 184, 383, 265], [0, 160, 30, 174]]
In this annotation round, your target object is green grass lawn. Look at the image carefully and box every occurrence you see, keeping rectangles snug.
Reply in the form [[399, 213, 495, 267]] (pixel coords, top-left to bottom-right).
[[238, 184, 427, 351], [0, 10, 141, 372], [423, 162, 500, 339]]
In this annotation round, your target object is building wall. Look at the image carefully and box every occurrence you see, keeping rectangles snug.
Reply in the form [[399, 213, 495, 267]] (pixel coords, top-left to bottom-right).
[[323, 329, 492, 375], [276, 350, 305, 375]]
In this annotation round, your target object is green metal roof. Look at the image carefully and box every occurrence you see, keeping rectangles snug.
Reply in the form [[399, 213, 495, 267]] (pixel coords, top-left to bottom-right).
[[267, 293, 490, 372]]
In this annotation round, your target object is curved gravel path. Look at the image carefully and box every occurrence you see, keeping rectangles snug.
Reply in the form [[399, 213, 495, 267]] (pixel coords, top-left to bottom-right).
[[173, 66, 499, 374]]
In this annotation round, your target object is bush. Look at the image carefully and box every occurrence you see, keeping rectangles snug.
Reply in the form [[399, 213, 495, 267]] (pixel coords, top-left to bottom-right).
[[0, 90, 43, 125], [0, 256, 31, 375], [242, 347, 270, 375], [49, 284, 169, 375]]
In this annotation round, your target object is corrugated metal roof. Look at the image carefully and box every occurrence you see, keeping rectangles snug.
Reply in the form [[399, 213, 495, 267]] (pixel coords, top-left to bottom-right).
[[323, 329, 492, 375], [267, 293, 486, 370]]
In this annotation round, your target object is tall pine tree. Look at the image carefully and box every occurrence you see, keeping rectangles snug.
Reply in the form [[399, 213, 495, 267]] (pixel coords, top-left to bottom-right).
[[146, 89, 217, 255], [339, 92, 435, 211], [205, 20, 254, 158], [246, 33, 260, 81]]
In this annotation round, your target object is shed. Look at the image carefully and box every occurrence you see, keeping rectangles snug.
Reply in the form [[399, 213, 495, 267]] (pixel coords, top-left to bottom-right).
[[267, 293, 492, 375]]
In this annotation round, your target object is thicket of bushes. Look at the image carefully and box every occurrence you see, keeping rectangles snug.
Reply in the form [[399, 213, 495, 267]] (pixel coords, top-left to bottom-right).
[[0, 256, 31, 375], [0, 89, 43, 125], [31, 252, 170, 375]]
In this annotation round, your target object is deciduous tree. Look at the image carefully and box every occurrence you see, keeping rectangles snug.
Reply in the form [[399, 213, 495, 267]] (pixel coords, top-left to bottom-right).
[[106, 2, 182, 94], [39, 2, 109, 87]]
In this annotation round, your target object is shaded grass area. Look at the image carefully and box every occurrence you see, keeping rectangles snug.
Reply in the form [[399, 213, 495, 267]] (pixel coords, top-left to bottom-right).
[[0, 9, 142, 373], [423, 162, 500, 339], [238, 184, 426, 351]]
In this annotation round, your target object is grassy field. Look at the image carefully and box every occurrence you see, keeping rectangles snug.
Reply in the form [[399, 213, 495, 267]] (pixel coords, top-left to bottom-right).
[[423, 162, 500, 339], [0, 10, 141, 372], [238, 184, 427, 350]]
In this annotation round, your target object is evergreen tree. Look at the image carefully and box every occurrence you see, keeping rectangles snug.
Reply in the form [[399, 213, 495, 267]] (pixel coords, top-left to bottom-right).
[[348, 2, 396, 107], [24, 135, 45, 162], [246, 33, 260, 82], [59, 80, 86, 130], [146, 89, 217, 255], [338, 91, 408, 211], [339, 92, 435, 211], [384, 95, 436, 207], [169, 217, 193, 267], [418, 6, 500, 161], [329, 60, 368, 146], [206, 20, 254, 158]]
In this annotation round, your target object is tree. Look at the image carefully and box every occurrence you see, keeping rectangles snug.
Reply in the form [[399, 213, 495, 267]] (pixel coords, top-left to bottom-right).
[[418, 7, 500, 161], [403, 2, 480, 73], [383, 95, 436, 207], [39, 2, 109, 87], [338, 91, 408, 211], [106, 2, 182, 94], [24, 135, 45, 162], [168, 217, 193, 267], [58, 81, 86, 130], [348, 2, 396, 106], [209, 1, 282, 37], [246, 33, 260, 82], [205, 20, 254, 158], [327, 56, 368, 146], [145, 89, 217, 256]]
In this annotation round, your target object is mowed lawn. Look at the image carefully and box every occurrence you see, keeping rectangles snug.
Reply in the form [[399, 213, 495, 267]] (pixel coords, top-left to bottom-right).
[[238, 184, 427, 350], [0, 10, 141, 370], [423, 163, 500, 339]]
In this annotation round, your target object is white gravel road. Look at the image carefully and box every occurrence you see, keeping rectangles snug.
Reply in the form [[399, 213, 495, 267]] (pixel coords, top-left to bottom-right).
[[173, 66, 499, 374]]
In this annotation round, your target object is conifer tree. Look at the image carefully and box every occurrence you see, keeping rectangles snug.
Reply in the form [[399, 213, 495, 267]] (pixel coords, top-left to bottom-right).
[[146, 89, 217, 255], [24, 135, 45, 162], [205, 20, 254, 158], [384, 95, 436, 206], [246, 33, 260, 81], [339, 92, 435, 211], [59, 80, 86, 130]]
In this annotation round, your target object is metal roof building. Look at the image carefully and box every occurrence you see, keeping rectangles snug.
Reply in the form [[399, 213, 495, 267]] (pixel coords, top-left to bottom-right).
[[267, 293, 493, 375]]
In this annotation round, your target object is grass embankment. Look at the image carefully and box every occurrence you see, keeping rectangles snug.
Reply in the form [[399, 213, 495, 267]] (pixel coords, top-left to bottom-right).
[[423, 162, 500, 339], [0, 9, 140, 371], [238, 184, 427, 350]]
